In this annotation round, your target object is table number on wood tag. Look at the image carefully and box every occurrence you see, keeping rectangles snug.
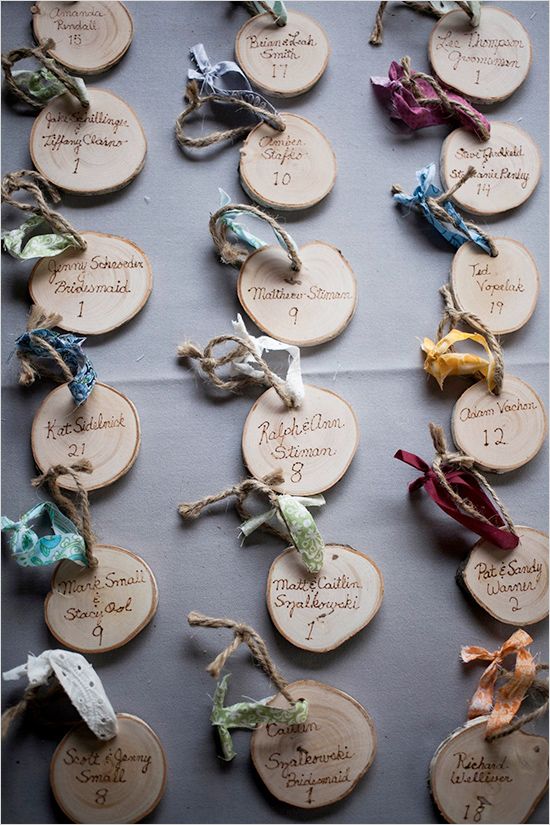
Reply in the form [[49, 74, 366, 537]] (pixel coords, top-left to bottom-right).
[[458, 527, 548, 625], [451, 375, 547, 473], [429, 6, 532, 104], [50, 713, 167, 824], [238, 241, 357, 346], [430, 718, 548, 824], [242, 384, 359, 495], [440, 122, 541, 215], [235, 10, 330, 98], [29, 232, 153, 335], [239, 112, 336, 210], [267, 545, 383, 652], [31, 1, 134, 75], [32, 382, 141, 490], [30, 88, 147, 195], [451, 238, 539, 334], [250, 679, 377, 809], [45, 545, 158, 652]]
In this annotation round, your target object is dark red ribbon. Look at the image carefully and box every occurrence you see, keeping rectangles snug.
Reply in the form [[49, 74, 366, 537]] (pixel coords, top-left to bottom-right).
[[394, 450, 519, 549]]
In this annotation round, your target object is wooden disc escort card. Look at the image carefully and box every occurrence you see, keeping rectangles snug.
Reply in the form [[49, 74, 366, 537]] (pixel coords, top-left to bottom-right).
[[45, 545, 158, 652], [30, 88, 147, 195], [428, 6, 532, 104], [239, 113, 336, 211], [451, 375, 547, 473], [32, 382, 141, 491], [50, 713, 167, 824], [440, 122, 541, 215], [430, 717, 548, 824], [32, 1, 134, 75], [29, 232, 152, 335], [267, 545, 383, 652], [250, 679, 376, 809], [237, 241, 357, 346], [451, 238, 539, 335], [242, 384, 359, 496], [458, 526, 549, 626], [235, 10, 330, 98]]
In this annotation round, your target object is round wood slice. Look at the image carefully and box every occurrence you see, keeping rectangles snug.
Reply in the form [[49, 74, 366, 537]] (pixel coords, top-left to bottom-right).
[[440, 122, 541, 215], [45, 545, 158, 653], [32, 382, 141, 491], [239, 113, 336, 211], [250, 679, 376, 808], [451, 238, 539, 334], [32, 1, 134, 75], [458, 526, 548, 625], [430, 717, 548, 823], [428, 6, 532, 104], [242, 384, 359, 496], [267, 545, 383, 652], [30, 88, 147, 195], [29, 231, 152, 335], [235, 10, 330, 98], [451, 375, 547, 473], [50, 713, 167, 823], [237, 241, 356, 346]]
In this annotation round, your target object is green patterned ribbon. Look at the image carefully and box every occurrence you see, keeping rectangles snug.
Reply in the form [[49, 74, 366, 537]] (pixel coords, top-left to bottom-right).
[[1, 502, 87, 568], [240, 493, 325, 573], [211, 674, 308, 761], [2, 214, 83, 260], [12, 67, 88, 106]]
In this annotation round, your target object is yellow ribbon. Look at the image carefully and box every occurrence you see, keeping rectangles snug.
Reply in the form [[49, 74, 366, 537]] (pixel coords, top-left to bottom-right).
[[461, 629, 536, 737], [421, 329, 495, 391]]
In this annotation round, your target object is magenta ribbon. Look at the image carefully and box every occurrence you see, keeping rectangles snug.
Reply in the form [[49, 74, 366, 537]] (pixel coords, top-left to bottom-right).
[[371, 61, 490, 140], [394, 450, 519, 549]]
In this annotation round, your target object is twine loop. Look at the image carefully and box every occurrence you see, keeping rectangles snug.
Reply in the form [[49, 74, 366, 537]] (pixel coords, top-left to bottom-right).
[[210, 201, 302, 271], [2, 39, 89, 109], [244, 1, 287, 26], [487, 664, 549, 741], [429, 423, 517, 537], [437, 283, 504, 394], [176, 80, 285, 150], [32, 460, 98, 567], [178, 333, 298, 408], [1, 170, 86, 251], [17, 305, 72, 387], [188, 612, 294, 704], [370, 1, 478, 45]]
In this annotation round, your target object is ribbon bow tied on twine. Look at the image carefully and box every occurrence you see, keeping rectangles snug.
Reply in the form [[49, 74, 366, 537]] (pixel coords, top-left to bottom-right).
[[461, 630, 542, 739], [370, 2, 480, 46], [15, 306, 96, 406], [180, 469, 326, 573], [188, 613, 308, 761], [2, 650, 117, 741], [1, 170, 87, 260], [422, 329, 496, 391], [395, 423, 519, 549], [244, 0, 288, 26], [1, 501, 87, 568], [392, 163, 497, 256], [2, 39, 89, 109], [371, 57, 490, 140]]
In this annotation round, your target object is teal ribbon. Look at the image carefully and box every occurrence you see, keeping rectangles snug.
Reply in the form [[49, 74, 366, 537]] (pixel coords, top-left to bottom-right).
[[1, 502, 87, 568], [217, 189, 299, 256], [210, 674, 308, 760], [2, 214, 82, 260], [11, 67, 88, 106], [240, 493, 325, 573], [249, 1, 288, 25]]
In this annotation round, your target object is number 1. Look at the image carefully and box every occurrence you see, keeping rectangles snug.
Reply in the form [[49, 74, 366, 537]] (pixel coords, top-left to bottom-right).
[[77, 301, 84, 318], [73, 157, 80, 175]]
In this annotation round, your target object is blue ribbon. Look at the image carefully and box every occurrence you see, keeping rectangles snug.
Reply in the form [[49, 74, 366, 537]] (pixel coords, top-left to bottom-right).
[[1, 502, 87, 568], [249, 1, 288, 25], [393, 163, 492, 255], [16, 328, 96, 406], [188, 43, 279, 124], [217, 189, 298, 255]]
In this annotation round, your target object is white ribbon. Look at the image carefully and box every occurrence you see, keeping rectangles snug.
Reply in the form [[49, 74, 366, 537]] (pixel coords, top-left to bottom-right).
[[3, 650, 117, 740], [231, 314, 304, 406]]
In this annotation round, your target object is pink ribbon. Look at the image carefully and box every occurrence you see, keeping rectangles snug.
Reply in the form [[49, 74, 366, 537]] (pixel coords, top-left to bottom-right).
[[394, 450, 519, 549], [371, 61, 490, 139]]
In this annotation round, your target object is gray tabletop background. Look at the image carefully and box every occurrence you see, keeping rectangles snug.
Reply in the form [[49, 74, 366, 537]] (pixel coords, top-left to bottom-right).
[[1, 1, 548, 823]]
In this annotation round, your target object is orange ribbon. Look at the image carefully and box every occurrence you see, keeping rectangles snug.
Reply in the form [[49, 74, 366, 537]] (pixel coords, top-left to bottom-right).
[[461, 629, 536, 737]]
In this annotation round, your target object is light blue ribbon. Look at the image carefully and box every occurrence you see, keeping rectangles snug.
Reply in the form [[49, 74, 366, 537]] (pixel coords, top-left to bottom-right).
[[1, 502, 87, 568], [16, 328, 96, 406], [248, 1, 288, 25], [188, 44, 279, 124], [218, 189, 299, 256], [393, 163, 493, 254]]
